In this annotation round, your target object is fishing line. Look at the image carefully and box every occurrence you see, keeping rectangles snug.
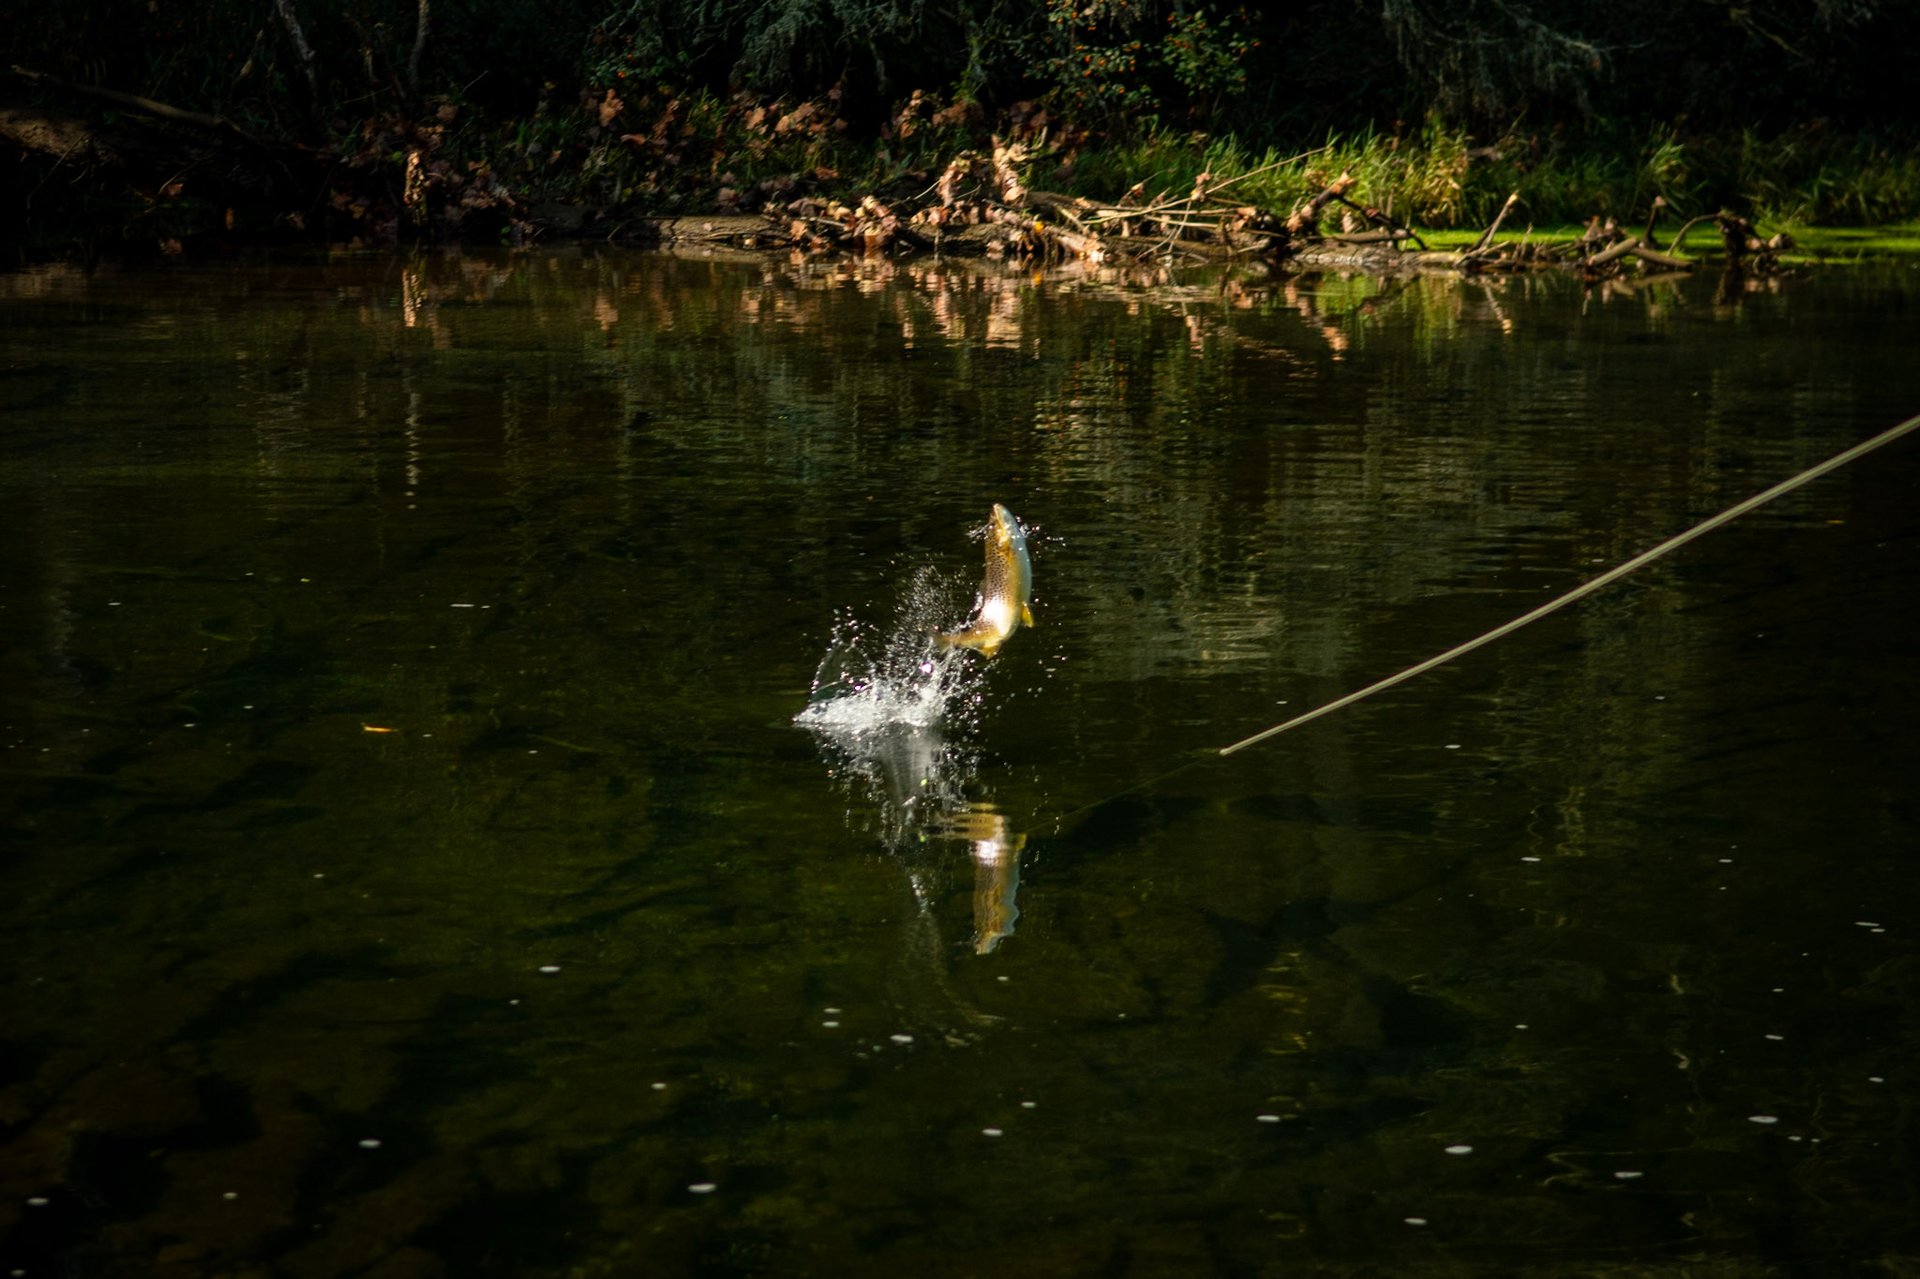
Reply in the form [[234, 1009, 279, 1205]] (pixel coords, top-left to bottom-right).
[[1217, 409, 1920, 757], [1041, 408, 1920, 829]]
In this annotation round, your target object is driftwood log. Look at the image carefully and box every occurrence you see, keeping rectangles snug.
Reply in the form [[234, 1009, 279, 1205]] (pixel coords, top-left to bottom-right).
[[600, 160, 1791, 282]]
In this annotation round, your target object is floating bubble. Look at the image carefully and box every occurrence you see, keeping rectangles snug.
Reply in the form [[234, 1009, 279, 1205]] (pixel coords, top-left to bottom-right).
[[26, 1197, 49, 1207], [359, 1139, 382, 1149], [538, 965, 561, 974], [822, 1021, 840, 1028], [982, 1128, 1004, 1137], [1404, 1217, 1428, 1226], [651, 1082, 667, 1091], [1020, 1101, 1037, 1109], [890, 1034, 914, 1044], [688, 1183, 717, 1194], [1444, 1144, 1473, 1155], [1256, 1114, 1282, 1124], [1765, 1034, 1784, 1041], [1614, 1171, 1644, 1180], [1747, 1115, 1779, 1125]]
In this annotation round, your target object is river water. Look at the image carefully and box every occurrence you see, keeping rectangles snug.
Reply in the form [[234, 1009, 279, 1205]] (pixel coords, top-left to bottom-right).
[[2, 248, 1917, 1276]]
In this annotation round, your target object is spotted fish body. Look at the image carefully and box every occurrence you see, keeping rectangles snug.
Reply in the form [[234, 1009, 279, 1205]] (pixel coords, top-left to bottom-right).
[[936, 503, 1034, 658]]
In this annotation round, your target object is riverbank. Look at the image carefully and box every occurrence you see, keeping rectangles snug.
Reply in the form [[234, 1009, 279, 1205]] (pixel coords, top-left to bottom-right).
[[4, 76, 1918, 265]]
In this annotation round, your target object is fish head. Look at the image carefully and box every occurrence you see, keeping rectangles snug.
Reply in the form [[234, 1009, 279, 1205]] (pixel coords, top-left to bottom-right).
[[989, 503, 1020, 551]]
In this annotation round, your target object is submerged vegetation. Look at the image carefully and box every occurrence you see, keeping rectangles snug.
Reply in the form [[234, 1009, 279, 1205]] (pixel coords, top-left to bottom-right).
[[4, 1, 1919, 253]]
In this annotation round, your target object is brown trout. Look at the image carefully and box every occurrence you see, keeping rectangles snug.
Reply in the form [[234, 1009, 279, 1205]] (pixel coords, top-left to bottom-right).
[[936, 503, 1034, 658]]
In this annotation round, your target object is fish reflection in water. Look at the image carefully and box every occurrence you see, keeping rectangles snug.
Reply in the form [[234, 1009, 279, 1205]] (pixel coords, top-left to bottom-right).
[[796, 514, 1033, 956], [931, 805, 1027, 955], [799, 701, 1028, 956]]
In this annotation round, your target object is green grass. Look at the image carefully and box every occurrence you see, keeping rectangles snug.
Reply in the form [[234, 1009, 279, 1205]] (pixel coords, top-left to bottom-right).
[[1053, 122, 1920, 235]]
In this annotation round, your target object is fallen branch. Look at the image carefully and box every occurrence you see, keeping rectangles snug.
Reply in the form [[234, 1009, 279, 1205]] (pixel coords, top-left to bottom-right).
[[1285, 172, 1355, 234], [9, 64, 270, 150], [1333, 194, 1428, 250], [1468, 192, 1520, 255], [1630, 244, 1693, 271]]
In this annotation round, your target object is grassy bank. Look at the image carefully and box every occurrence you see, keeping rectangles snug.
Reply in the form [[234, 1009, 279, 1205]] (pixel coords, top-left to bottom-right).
[[1061, 123, 1920, 233], [474, 97, 1920, 240]]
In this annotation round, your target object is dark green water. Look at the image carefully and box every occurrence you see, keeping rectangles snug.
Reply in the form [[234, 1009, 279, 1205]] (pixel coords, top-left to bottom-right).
[[3, 249, 1918, 1277]]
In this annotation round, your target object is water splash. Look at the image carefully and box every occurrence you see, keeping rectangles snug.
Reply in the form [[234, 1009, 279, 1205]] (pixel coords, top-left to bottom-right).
[[796, 567, 981, 731], [795, 567, 988, 846]]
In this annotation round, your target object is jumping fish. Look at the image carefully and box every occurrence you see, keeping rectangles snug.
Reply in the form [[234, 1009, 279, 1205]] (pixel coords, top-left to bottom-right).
[[936, 503, 1034, 658]]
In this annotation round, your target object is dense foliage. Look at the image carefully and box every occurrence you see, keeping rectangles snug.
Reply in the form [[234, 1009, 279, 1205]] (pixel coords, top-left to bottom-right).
[[16, 0, 1920, 138], [7, 0, 1919, 236]]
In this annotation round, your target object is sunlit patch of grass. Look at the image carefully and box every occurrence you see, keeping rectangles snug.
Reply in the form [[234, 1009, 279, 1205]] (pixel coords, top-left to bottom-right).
[[1054, 122, 1920, 233]]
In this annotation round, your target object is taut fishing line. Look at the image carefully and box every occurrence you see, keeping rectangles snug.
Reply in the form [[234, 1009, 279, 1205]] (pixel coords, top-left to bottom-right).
[[1049, 409, 1920, 830]]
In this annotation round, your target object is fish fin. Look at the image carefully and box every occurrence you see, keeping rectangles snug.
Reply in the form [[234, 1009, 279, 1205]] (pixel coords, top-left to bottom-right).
[[937, 628, 987, 654], [1021, 603, 1035, 628]]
